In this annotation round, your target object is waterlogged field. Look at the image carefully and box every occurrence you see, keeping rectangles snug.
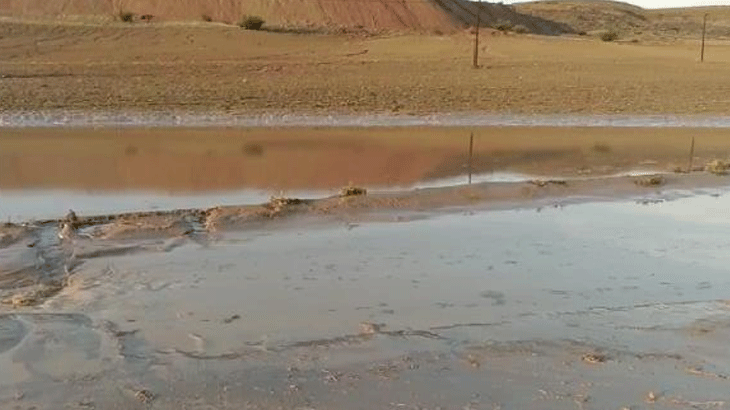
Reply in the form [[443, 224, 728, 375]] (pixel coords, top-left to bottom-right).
[[2, 189, 730, 409]]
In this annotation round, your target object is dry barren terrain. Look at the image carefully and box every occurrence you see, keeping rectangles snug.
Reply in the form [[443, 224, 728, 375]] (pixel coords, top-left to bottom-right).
[[2, 18, 730, 116]]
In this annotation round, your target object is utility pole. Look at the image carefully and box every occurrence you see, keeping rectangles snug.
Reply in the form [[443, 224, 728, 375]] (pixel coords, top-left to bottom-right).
[[701, 13, 707, 62], [473, 0, 480, 68]]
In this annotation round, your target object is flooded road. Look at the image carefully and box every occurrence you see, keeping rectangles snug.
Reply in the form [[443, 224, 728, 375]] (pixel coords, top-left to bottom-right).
[[2, 190, 730, 409], [6, 123, 730, 222]]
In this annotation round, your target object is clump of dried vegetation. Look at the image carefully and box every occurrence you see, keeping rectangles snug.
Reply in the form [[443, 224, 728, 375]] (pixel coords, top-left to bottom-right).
[[340, 186, 367, 197], [600, 30, 619, 41], [705, 159, 730, 175], [634, 175, 665, 187], [118, 10, 135, 22], [239, 15, 265, 30]]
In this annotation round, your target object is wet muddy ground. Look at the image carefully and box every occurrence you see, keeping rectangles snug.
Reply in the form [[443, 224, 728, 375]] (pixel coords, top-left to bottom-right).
[[2, 186, 730, 409]]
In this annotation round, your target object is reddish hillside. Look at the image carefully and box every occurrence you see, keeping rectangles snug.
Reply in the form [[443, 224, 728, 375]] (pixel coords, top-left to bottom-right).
[[0, 0, 573, 34]]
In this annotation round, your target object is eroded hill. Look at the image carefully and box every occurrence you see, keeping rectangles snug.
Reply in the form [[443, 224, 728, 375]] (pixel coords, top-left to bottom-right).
[[515, 0, 730, 39], [0, 0, 573, 35]]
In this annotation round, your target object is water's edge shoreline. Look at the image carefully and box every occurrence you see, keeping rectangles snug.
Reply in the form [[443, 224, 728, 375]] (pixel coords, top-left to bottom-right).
[[7, 111, 730, 128]]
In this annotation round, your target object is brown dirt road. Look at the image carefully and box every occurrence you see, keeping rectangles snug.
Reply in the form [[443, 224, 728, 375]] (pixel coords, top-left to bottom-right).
[[2, 20, 730, 115]]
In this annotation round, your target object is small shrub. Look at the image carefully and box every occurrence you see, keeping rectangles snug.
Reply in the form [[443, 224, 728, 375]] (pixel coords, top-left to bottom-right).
[[495, 20, 513, 32], [705, 159, 730, 175], [340, 186, 367, 197], [601, 30, 619, 42], [634, 175, 665, 187], [239, 15, 265, 30], [578, 30, 588, 36], [513, 24, 530, 34], [119, 10, 135, 23], [202, 14, 213, 22]]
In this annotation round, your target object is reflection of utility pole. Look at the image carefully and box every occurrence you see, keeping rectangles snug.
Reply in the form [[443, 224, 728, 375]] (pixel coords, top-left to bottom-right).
[[701, 13, 707, 62], [473, 0, 480, 68]]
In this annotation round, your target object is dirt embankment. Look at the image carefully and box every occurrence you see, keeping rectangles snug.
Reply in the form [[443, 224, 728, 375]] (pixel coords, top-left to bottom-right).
[[0, 0, 572, 34]]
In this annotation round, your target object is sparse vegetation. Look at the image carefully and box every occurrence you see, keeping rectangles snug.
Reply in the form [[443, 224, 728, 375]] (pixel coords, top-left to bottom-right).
[[600, 30, 619, 42], [118, 10, 135, 23], [512, 24, 530, 34], [269, 196, 305, 210], [340, 186, 367, 197], [239, 15, 265, 30], [495, 20, 514, 32], [705, 159, 730, 175], [529, 179, 568, 187], [634, 175, 665, 187]]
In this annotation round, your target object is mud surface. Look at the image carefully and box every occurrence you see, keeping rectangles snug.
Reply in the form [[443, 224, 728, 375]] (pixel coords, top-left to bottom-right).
[[2, 187, 730, 409]]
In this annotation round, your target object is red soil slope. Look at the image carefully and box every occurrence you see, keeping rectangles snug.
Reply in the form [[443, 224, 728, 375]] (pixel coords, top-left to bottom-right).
[[0, 0, 573, 34]]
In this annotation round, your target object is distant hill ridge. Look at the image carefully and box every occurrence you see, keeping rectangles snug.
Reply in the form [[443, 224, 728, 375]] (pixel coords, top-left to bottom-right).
[[515, 0, 730, 38]]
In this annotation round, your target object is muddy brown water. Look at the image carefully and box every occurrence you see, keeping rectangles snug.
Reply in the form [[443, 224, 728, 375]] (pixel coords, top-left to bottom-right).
[[6, 122, 726, 222], [1, 189, 730, 409]]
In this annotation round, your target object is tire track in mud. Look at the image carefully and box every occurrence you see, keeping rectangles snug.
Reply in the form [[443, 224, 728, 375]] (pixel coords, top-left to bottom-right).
[[0, 224, 70, 307], [0, 209, 211, 307], [0, 313, 156, 386], [0, 195, 308, 308], [156, 324, 446, 361]]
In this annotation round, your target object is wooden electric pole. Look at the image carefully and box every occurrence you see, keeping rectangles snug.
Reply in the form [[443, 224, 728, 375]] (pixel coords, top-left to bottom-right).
[[701, 13, 707, 62], [473, 0, 480, 68]]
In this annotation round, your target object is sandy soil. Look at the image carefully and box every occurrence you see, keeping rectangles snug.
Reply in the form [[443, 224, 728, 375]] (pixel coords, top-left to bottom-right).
[[3, 20, 730, 115], [3, 126, 730, 191]]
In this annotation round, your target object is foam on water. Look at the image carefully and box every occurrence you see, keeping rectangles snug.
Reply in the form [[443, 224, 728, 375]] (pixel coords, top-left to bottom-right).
[[5, 111, 730, 128]]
